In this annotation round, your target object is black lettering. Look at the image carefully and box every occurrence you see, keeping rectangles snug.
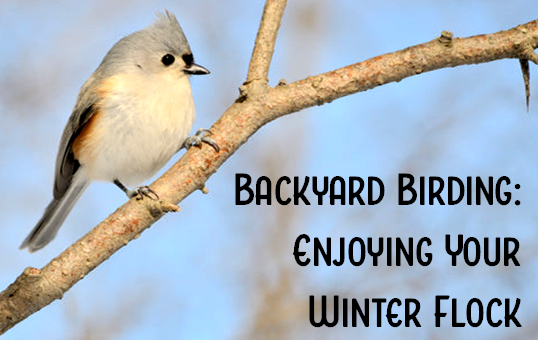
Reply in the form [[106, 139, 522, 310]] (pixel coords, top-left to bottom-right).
[[235, 173, 253, 205], [419, 176, 425, 205], [330, 176, 346, 205], [486, 298, 502, 327], [505, 298, 521, 327], [310, 295, 338, 327], [386, 238, 392, 266], [294, 176, 311, 205], [369, 177, 385, 205], [372, 298, 387, 327], [405, 299, 421, 327], [467, 298, 483, 327], [395, 238, 413, 266], [463, 237, 480, 266], [255, 176, 271, 205], [312, 176, 328, 205], [342, 297, 348, 327], [368, 238, 383, 266], [314, 237, 331, 266], [333, 238, 344, 266], [435, 295, 449, 327], [293, 234, 310, 266], [352, 299, 369, 327], [476, 177, 494, 205], [349, 237, 366, 266], [417, 237, 433, 266], [504, 238, 520, 266], [349, 177, 365, 205], [429, 176, 445, 205], [387, 298, 402, 327], [448, 176, 464, 205], [484, 237, 501, 266], [496, 176, 511, 205], [466, 177, 473, 205], [398, 173, 416, 205], [275, 176, 291, 205], [452, 298, 465, 327], [445, 234, 463, 266]]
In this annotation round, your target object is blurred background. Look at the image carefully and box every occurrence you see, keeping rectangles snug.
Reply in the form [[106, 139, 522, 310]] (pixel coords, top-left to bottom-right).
[[1, 0, 538, 339]]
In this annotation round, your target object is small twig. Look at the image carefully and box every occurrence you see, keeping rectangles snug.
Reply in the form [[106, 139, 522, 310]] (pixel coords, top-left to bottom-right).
[[518, 43, 538, 111], [246, 0, 288, 84], [519, 59, 531, 111]]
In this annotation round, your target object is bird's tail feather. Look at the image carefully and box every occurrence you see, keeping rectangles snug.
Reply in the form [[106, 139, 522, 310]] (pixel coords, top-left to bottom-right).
[[20, 174, 89, 252]]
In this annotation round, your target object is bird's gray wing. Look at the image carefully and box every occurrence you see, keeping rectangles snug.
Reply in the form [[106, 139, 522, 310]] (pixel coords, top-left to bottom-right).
[[53, 76, 100, 199]]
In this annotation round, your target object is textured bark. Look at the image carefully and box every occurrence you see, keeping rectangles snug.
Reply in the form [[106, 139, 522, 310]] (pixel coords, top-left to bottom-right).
[[1, 0, 537, 334]]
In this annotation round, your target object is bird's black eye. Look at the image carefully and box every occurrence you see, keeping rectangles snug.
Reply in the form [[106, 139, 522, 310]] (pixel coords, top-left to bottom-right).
[[161, 54, 175, 66]]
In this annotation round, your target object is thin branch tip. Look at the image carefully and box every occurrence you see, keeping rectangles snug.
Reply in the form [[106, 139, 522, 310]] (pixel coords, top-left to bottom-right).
[[519, 58, 531, 111]]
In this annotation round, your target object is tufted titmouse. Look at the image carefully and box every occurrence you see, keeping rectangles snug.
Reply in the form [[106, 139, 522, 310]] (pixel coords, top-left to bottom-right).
[[20, 11, 217, 252]]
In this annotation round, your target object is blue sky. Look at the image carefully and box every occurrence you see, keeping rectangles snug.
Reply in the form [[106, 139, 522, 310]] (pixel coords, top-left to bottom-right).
[[1, 1, 538, 339]]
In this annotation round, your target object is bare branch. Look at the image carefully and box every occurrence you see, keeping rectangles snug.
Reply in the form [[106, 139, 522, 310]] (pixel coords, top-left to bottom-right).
[[268, 20, 538, 115], [1, 17, 537, 335], [246, 0, 288, 84]]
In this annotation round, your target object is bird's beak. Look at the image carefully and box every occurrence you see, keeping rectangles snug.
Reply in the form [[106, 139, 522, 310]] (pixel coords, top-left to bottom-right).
[[184, 63, 210, 75]]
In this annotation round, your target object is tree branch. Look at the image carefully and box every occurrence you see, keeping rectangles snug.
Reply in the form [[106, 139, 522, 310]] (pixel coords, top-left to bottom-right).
[[246, 0, 288, 84], [1, 13, 537, 335]]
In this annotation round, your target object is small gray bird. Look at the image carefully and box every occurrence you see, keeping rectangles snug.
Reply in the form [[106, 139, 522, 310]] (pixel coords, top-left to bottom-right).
[[21, 11, 217, 252]]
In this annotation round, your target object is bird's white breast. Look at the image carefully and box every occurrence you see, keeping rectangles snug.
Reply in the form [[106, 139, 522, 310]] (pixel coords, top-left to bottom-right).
[[80, 72, 195, 186]]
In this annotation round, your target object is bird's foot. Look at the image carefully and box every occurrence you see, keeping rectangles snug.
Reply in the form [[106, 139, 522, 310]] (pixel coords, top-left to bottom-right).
[[183, 128, 220, 152], [127, 185, 159, 200]]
